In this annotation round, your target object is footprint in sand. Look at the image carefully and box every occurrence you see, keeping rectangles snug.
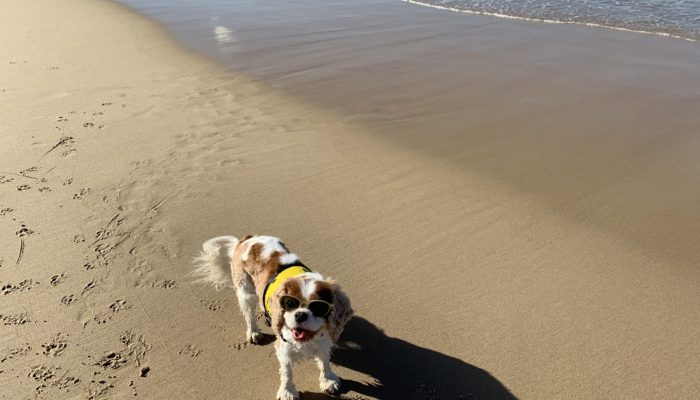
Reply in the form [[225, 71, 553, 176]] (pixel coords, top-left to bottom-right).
[[0, 176, 14, 184], [16, 224, 34, 237], [50, 273, 67, 286], [218, 159, 240, 167], [81, 279, 99, 296], [109, 300, 130, 312], [72, 188, 92, 200], [202, 299, 226, 312], [29, 364, 80, 396], [87, 377, 115, 399], [29, 365, 60, 383], [119, 330, 151, 366], [17, 184, 31, 191], [72, 234, 86, 243], [20, 166, 38, 176], [60, 294, 76, 306], [42, 333, 68, 357], [94, 352, 127, 370], [1, 343, 32, 363], [151, 279, 178, 289], [231, 341, 251, 351], [53, 375, 80, 391], [1, 279, 39, 295], [0, 208, 14, 216], [178, 344, 201, 357], [0, 312, 31, 325], [82, 261, 96, 270], [94, 299, 131, 324]]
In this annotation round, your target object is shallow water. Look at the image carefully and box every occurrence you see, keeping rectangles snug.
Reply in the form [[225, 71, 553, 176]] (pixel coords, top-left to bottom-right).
[[122, 0, 699, 42], [409, 0, 700, 41]]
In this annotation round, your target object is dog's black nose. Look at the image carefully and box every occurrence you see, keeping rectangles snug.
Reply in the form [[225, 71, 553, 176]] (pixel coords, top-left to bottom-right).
[[294, 311, 308, 323]]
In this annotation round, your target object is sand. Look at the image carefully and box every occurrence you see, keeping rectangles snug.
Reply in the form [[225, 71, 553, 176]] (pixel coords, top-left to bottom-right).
[[1, 0, 699, 399]]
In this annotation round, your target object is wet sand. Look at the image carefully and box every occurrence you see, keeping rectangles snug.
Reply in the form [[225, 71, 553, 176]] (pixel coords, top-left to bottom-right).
[[1, 0, 699, 399]]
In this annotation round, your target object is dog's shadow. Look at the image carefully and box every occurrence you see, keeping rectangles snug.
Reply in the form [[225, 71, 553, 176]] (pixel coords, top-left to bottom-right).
[[302, 316, 517, 400]]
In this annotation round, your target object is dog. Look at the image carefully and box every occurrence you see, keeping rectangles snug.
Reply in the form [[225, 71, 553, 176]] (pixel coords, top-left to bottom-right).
[[192, 235, 353, 400]]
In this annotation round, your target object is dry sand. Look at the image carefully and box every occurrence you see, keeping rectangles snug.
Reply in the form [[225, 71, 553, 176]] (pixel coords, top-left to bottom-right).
[[1, 0, 699, 399]]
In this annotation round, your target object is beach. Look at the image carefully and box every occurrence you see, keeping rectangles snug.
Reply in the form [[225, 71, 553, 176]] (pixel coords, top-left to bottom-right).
[[1, 0, 699, 399]]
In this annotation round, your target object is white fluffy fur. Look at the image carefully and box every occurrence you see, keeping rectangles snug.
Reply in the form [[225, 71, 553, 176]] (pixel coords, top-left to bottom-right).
[[190, 235, 239, 289]]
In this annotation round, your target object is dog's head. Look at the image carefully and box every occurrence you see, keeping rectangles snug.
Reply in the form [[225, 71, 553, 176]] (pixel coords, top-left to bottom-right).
[[270, 273, 353, 343]]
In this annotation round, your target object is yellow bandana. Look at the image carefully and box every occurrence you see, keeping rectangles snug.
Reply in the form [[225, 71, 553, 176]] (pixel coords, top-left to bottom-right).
[[263, 266, 311, 318]]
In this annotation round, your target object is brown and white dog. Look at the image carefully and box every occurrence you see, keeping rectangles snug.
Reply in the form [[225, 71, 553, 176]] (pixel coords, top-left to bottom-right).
[[192, 235, 353, 400]]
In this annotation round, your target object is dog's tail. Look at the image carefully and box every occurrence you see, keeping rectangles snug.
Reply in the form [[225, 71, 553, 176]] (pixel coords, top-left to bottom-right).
[[191, 235, 239, 290]]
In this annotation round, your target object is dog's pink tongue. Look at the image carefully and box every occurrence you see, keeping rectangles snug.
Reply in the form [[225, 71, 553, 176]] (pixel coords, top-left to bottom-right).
[[292, 328, 311, 341]]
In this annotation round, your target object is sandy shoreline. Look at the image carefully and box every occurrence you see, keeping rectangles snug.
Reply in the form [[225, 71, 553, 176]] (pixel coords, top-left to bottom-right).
[[1, 0, 699, 399], [122, 0, 700, 270]]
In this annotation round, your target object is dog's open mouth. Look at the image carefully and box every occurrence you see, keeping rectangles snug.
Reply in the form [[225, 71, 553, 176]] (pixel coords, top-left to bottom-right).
[[291, 327, 316, 342]]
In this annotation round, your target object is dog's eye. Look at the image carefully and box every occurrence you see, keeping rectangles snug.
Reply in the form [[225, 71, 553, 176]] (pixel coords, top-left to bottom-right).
[[280, 296, 300, 311], [308, 301, 332, 317]]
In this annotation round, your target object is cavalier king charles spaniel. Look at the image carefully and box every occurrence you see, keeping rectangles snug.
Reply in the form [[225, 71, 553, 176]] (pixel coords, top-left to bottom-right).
[[192, 235, 353, 400]]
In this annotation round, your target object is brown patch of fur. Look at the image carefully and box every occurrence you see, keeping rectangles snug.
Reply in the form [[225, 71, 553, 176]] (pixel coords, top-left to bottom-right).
[[229, 237, 294, 313], [311, 281, 335, 304], [322, 280, 353, 342]]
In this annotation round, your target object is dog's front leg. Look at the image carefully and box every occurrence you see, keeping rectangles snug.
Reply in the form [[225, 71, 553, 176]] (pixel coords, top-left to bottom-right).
[[315, 347, 340, 395], [232, 275, 262, 344], [275, 344, 298, 400]]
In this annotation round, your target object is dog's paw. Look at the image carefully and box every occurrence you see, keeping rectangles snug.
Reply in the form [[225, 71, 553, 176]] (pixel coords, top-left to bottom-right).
[[320, 374, 341, 396], [276, 386, 299, 400], [247, 331, 263, 345]]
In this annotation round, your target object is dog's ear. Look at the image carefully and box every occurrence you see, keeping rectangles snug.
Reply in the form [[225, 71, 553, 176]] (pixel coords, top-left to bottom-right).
[[269, 289, 286, 338], [325, 280, 353, 342]]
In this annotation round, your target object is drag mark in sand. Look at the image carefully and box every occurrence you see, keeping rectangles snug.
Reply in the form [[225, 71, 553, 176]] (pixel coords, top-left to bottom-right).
[[89, 213, 121, 246], [15, 238, 25, 269], [38, 136, 75, 161], [23, 306, 45, 334], [0, 171, 38, 181], [14, 223, 33, 269], [145, 195, 172, 217]]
